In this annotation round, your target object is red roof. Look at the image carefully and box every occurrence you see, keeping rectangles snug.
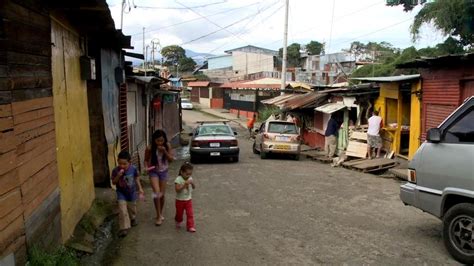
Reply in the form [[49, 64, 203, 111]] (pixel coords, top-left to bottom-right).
[[219, 81, 281, 90], [187, 81, 210, 87]]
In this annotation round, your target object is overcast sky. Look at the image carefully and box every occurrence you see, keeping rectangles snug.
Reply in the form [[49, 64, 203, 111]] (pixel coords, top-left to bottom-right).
[[106, 0, 446, 57]]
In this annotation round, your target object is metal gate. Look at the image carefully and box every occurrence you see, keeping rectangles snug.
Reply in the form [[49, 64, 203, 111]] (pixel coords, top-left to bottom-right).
[[223, 90, 231, 109]]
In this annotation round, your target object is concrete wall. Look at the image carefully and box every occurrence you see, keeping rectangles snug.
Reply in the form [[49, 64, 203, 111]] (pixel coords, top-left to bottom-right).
[[208, 55, 233, 70], [51, 18, 95, 242], [232, 52, 275, 75]]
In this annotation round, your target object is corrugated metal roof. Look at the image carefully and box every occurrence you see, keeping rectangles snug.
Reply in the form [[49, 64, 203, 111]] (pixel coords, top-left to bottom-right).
[[261, 94, 295, 105], [350, 74, 420, 82], [131, 76, 169, 84], [397, 53, 474, 68], [188, 81, 210, 87], [315, 102, 346, 114], [280, 92, 327, 110]]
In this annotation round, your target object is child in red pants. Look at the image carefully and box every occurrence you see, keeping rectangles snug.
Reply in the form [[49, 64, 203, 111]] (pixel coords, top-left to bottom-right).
[[175, 162, 196, 233]]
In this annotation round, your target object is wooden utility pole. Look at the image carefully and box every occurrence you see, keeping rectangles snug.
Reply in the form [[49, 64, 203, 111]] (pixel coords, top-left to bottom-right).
[[280, 0, 289, 91]]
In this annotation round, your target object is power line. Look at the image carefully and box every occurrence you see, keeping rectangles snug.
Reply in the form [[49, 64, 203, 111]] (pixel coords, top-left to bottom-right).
[[135, 1, 227, 10], [327, 0, 336, 51], [176, 0, 248, 43], [130, 2, 261, 37], [180, 7, 265, 46], [206, 1, 284, 54]]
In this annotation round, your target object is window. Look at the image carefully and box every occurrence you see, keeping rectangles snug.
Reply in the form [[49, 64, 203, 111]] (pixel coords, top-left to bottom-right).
[[444, 107, 474, 143], [267, 122, 297, 134], [197, 125, 233, 136]]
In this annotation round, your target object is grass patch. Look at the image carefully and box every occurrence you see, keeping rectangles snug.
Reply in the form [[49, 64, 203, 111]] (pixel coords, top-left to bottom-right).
[[78, 199, 114, 235], [28, 246, 78, 266], [258, 106, 281, 122]]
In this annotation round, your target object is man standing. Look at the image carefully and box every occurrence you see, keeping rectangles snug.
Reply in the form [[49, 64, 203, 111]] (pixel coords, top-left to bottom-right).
[[325, 115, 339, 158], [367, 110, 383, 159], [247, 114, 256, 137]]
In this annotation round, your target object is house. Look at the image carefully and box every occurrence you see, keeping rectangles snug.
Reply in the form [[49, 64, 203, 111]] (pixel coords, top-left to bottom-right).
[[299, 52, 356, 85], [151, 89, 182, 147], [204, 45, 281, 81], [187, 81, 225, 109], [1, 0, 129, 263], [351, 75, 422, 160], [398, 53, 474, 139]]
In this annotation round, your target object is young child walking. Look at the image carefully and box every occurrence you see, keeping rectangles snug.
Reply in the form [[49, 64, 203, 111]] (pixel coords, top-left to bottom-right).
[[111, 151, 144, 237], [175, 162, 196, 233], [144, 130, 174, 226]]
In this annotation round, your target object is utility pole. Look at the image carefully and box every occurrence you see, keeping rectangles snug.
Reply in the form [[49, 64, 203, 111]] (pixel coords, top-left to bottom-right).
[[280, 0, 289, 92], [142, 27, 145, 68], [120, 0, 125, 30]]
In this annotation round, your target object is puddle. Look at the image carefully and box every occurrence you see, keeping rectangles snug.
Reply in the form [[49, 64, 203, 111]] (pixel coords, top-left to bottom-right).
[[79, 217, 117, 265]]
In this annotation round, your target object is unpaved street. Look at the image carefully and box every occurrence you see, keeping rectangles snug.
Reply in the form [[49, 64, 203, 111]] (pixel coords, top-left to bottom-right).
[[111, 110, 456, 265]]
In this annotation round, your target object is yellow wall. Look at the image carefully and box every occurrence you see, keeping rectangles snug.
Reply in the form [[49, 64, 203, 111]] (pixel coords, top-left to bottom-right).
[[51, 18, 95, 242], [408, 82, 422, 160], [374, 81, 422, 160]]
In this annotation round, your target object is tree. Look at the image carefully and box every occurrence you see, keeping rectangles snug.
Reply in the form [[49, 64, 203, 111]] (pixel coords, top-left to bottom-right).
[[386, 0, 427, 11], [279, 43, 302, 67], [306, 41, 324, 55], [389, 0, 474, 46], [161, 45, 186, 66], [178, 57, 196, 72]]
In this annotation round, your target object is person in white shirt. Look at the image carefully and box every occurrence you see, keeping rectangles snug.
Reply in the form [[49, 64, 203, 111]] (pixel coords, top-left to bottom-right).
[[367, 110, 383, 159]]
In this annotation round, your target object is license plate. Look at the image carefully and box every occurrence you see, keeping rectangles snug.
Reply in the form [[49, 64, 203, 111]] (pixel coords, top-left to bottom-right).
[[275, 145, 290, 150], [276, 136, 289, 141], [210, 142, 220, 147], [210, 152, 220, 156]]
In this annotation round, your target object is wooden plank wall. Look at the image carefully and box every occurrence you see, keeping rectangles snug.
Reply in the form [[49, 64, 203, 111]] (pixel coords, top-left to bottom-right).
[[0, 1, 61, 264]]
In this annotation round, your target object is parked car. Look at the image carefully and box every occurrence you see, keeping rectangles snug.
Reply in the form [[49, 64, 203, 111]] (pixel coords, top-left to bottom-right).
[[400, 96, 474, 264], [253, 120, 301, 160], [181, 98, 194, 110], [189, 121, 239, 163]]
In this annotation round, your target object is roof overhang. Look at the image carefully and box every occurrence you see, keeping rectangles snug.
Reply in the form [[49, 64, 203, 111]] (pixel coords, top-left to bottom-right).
[[315, 102, 346, 114], [351, 74, 420, 82]]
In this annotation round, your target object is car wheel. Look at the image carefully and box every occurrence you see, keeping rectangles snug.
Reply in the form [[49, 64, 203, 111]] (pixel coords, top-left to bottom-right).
[[260, 146, 267, 159], [293, 154, 300, 161], [232, 156, 239, 163], [190, 155, 198, 164], [253, 142, 259, 154], [443, 203, 474, 264]]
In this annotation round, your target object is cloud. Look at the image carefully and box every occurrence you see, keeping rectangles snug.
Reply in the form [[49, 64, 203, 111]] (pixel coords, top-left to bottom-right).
[[108, 0, 443, 56]]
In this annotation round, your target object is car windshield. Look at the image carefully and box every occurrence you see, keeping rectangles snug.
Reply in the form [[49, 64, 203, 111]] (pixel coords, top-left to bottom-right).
[[182, 99, 191, 103], [197, 125, 232, 136], [268, 122, 297, 134]]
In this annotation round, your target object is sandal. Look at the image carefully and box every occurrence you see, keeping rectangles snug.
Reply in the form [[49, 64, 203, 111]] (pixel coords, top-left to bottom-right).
[[155, 219, 163, 226]]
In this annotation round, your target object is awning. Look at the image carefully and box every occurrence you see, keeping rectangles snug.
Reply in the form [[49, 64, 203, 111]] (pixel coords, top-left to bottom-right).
[[350, 74, 420, 82], [188, 81, 210, 87], [315, 102, 346, 114], [281, 92, 327, 110], [261, 94, 295, 105]]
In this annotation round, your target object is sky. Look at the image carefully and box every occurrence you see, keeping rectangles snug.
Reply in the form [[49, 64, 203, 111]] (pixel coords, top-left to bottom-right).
[[106, 0, 447, 58]]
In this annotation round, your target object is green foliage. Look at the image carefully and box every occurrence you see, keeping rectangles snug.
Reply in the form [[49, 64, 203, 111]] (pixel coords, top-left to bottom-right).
[[28, 246, 78, 266], [386, 0, 426, 11], [306, 41, 324, 55], [178, 57, 197, 72], [193, 73, 210, 81], [394, 0, 474, 46], [258, 106, 281, 122], [279, 43, 302, 67], [161, 45, 186, 66]]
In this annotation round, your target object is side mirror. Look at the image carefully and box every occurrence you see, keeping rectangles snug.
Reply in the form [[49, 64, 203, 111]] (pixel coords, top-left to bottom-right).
[[234, 131, 238, 136], [426, 128, 441, 143]]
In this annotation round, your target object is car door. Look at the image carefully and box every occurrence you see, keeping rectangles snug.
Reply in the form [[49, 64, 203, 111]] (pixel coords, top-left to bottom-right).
[[416, 106, 474, 214]]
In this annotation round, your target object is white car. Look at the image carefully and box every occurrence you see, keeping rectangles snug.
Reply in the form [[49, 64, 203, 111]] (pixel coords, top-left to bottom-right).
[[181, 98, 194, 110]]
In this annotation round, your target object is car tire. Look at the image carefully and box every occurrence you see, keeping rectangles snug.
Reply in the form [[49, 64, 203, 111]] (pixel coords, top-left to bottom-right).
[[443, 203, 474, 264], [260, 146, 267, 159], [253, 142, 259, 154], [293, 154, 300, 161], [190, 155, 198, 164], [232, 156, 239, 163]]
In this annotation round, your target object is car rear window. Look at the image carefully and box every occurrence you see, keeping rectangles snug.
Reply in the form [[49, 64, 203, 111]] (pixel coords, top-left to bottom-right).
[[182, 99, 191, 103], [197, 125, 232, 136], [268, 122, 297, 134]]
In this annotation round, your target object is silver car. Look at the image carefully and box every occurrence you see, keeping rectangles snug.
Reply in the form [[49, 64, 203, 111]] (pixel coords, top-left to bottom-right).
[[253, 120, 301, 160], [400, 96, 474, 264], [189, 121, 239, 163]]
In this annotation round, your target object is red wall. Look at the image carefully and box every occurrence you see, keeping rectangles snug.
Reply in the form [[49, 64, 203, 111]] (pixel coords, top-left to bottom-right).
[[230, 108, 257, 119], [303, 130, 325, 148], [210, 98, 224, 109]]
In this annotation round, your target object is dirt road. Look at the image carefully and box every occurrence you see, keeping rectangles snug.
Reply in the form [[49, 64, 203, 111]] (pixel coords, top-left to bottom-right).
[[111, 110, 456, 265]]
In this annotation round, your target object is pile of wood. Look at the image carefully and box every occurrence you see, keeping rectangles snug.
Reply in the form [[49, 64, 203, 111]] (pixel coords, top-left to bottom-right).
[[346, 127, 368, 158]]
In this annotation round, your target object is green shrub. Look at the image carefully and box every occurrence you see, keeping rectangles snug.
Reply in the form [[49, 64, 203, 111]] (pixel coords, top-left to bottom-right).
[[258, 106, 281, 122], [28, 246, 78, 266]]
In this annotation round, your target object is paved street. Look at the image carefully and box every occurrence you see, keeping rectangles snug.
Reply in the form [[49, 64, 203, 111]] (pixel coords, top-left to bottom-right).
[[111, 110, 456, 265]]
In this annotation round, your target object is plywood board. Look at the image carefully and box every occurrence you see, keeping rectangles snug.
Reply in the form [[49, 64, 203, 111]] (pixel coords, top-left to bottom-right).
[[348, 158, 399, 173], [346, 141, 367, 158], [350, 131, 367, 141]]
